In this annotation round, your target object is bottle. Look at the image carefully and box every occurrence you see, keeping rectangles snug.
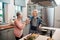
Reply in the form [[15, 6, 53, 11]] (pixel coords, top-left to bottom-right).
[[47, 30, 54, 40]]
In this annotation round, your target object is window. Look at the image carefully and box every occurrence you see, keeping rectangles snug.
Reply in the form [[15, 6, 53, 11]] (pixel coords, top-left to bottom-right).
[[0, 2, 3, 23], [15, 6, 22, 13], [55, 0, 60, 5], [15, 6, 23, 18]]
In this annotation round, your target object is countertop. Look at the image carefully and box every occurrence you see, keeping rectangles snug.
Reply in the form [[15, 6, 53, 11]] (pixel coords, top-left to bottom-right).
[[41, 27, 60, 40], [41, 27, 60, 30], [20, 27, 60, 40], [0, 24, 14, 30], [20, 34, 49, 40]]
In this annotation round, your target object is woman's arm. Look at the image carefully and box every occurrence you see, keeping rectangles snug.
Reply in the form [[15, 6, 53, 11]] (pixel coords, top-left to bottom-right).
[[14, 20, 26, 30], [38, 18, 42, 28]]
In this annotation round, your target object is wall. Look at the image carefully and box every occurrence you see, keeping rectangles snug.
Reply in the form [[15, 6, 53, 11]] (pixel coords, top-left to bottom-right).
[[5, 0, 29, 23], [54, 6, 60, 28], [4, 0, 30, 36], [22, 0, 30, 36], [47, 8, 54, 27], [41, 6, 60, 27], [41, 8, 54, 27], [5, 0, 15, 23], [22, 0, 29, 21], [46, 6, 60, 28]]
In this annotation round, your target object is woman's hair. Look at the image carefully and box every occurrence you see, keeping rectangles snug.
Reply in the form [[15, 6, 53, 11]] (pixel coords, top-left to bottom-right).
[[16, 12, 21, 17]]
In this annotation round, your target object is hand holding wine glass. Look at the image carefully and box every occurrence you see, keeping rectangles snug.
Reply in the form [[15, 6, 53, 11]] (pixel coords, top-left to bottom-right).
[[25, 18, 30, 25]]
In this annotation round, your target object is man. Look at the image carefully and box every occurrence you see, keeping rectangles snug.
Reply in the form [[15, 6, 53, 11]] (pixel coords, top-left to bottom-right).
[[29, 10, 42, 33]]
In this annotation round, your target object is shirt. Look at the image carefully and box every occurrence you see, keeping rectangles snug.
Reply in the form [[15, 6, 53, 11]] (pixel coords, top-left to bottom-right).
[[30, 16, 42, 27], [14, 19, 24, 38], [32, 17, 38, 27]]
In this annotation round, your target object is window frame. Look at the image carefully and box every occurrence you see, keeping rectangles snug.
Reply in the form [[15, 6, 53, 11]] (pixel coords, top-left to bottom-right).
[[0, 2, 5, 23]]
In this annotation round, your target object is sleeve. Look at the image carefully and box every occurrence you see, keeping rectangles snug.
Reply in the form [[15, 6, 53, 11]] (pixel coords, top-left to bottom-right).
[[28, 16, 33, 21], [28, 16, 32, 20], [39, 18, 42, 24], [14, 20, 24, 30]]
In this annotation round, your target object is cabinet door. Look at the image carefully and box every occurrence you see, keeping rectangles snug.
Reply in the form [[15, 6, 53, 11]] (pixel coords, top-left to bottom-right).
[[0, 28, 16, 40], [7, 28, 16, 40], [0, 31, 2, 40], [0, 30, 8, 40]]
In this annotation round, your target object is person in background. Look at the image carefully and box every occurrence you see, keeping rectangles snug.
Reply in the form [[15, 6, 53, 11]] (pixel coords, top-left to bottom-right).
[[29, 10, 42, 33], [14, 12, 29, 40]]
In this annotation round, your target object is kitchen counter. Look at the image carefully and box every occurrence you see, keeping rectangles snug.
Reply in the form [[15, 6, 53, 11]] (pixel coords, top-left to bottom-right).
[[41, 27, 60, 40], [20, 34, 49, 40], [20, 27, 60, 40], [41, 27, 60, 30], [0, 24, 15, 40], [0, 24, 14, 30]]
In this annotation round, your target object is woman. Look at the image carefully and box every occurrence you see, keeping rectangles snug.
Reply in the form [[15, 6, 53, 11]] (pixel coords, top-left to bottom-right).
[[14, 12, 27, 40]]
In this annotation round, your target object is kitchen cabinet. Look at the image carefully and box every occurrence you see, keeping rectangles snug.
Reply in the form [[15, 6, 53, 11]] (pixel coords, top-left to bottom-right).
[[0, 29, 8, 40], [7, 28, 16, 40], [0, 28, 16, 40], [27, 3, 42, 17], [27, 4, 36, 16]]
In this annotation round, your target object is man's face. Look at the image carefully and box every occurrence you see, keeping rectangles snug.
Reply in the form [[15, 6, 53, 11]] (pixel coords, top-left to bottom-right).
[[32, 11, 37, 17]]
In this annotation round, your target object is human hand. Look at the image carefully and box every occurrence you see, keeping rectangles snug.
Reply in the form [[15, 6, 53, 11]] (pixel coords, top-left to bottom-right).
[[39, 24, 42, 29], [25, 18, 30, 24]]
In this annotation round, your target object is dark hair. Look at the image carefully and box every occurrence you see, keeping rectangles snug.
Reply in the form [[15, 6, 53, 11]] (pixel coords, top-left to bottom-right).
[[16, 12, 21, 17]]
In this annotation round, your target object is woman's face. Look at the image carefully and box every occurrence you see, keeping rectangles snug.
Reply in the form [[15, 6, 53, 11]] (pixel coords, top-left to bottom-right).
[[33, 11, 37, 17], [18, 15, 23, 19]]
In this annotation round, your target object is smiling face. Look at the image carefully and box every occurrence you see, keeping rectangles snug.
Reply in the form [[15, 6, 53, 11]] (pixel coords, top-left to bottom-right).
[[17, 12, 23, 20], [32, 11, 38, 17], [18, 14, 23, 19]]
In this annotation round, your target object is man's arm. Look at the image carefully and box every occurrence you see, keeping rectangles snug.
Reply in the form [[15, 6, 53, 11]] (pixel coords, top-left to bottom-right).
[[39, 24, 42, 28], [38, 18, 42, 28], [14, 20, 26, 30]]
